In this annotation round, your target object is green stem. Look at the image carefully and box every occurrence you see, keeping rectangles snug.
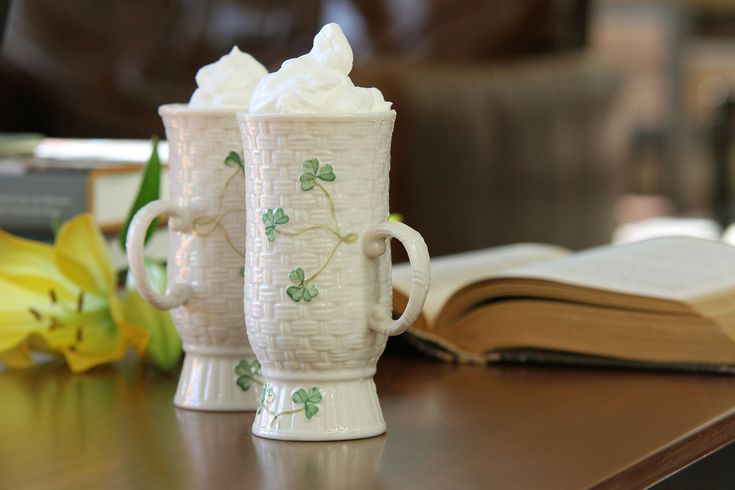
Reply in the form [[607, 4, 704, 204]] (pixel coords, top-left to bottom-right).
[[193, 209, 246, 257], [194, 208, 246, 232], [194, 219, 245, 258], [314, 181, 339, 233], [276, 225, 331, 237], [305, 238, 343, 283], [266, 406, 305, 428], [217, 167, 241, 213], [276, 407, 305, 417]]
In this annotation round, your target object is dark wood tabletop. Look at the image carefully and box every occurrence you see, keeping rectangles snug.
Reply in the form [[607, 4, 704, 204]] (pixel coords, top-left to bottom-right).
[[2, 354, 735, 490]]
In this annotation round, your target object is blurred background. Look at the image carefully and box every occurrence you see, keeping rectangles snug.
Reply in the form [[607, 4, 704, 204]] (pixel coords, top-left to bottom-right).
[[3, 0, 735, 255]]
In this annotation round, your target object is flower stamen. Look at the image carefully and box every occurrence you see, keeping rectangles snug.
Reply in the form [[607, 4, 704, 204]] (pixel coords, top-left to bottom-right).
[[49, 289, 57, 304], [49, 316, 63, 330], [28, 308, 42, 321], [77, 291, 85, 313]]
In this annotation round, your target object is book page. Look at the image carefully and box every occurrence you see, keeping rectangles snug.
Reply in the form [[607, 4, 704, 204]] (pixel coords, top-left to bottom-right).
[[502, 237, 735, 304], [393, 243, 569, 324]]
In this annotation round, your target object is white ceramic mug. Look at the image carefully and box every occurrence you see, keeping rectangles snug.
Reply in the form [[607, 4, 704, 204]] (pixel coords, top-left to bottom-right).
[[238, 110, 431, 440], [127, 104, 258, 411]]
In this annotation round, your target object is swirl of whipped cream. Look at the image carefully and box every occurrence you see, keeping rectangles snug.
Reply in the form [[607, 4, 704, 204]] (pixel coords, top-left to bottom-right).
[[249, 23, 392, 114], [189, 46, 268, 109]]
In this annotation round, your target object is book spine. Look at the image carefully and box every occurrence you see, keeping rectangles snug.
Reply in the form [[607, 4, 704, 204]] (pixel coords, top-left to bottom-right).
[[0, 171, 88, 236]]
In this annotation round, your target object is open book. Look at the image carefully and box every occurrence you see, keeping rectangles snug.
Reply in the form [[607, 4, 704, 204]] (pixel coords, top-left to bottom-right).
[[392, 237, 735, 373]]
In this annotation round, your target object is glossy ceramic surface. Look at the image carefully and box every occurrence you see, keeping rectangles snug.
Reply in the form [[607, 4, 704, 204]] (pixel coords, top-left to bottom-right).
[[126, 104, 257, 411], [238, 111, 431, 440]]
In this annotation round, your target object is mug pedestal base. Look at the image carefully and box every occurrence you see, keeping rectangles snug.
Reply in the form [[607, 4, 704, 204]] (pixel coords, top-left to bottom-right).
[[252, 376, 386, 441], [174, 352, 259, 412]]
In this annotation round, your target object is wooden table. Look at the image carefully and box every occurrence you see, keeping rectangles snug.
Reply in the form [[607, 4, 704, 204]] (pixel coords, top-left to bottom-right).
[[2, 355, 735, 489]]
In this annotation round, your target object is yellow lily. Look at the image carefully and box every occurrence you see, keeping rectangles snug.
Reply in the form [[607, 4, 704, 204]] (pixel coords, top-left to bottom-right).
[[0, 214, 148, 372]]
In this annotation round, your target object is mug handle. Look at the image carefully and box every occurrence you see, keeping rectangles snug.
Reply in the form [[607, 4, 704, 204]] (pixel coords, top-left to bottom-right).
[[126, 199, 193, 310], [363, 221, 431, 336]]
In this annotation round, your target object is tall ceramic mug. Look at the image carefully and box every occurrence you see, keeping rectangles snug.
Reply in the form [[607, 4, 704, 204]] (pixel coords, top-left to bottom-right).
[[126, 104, 258, 411], [238, 110, 431, 440]]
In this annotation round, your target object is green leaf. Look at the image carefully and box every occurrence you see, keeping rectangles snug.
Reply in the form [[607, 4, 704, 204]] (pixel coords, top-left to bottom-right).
[[119, 136, 162, 252], [122, 259, 182, 370], [234, 360, 250, 376], [299, 173, 315, 191], [258, 384, 270, 414], [122, 289, 182, 370], [306, 387, 322, 403], [265, 226, 276, 243], [287, 286, 303, 302], [262, 209, 275, 226], [289, 268, 305, 285], [292, 388, 309, 404], [317, 164, 335, 181], [224, 151, 243, 171], [305, 284, 319, 300], [239, 266, 245, 277], [236, 375, 252, 391], [302, 286, 313, 302], [304, 403, 320, 419], [342, 233, 358, 244], [50, 211, 62, 237], [303, 158, 319, 175], [274, 208, 289, 225], [125, 257, 167, 294], [250, 359, 261, 375]]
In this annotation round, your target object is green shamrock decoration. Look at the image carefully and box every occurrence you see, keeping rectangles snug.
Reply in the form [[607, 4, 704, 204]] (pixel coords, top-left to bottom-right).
[[291, 387, 322, 419], [258, 383, 273, 415], [286, 268, 318, 302], [299, 158, 336, 191], [262, 208, 289, 243], [234, 359, 262, 391], [224, 151, 244, 172]]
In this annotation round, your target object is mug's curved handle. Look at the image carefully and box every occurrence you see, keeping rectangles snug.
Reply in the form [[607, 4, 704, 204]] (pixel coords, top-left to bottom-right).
[[363, 221, 430, 336], [126, 200, 193, 310]]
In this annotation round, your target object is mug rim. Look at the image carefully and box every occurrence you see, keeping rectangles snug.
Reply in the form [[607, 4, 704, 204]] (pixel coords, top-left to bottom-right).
[[158, 103, 243, 116], [236, 110, 396, 122]]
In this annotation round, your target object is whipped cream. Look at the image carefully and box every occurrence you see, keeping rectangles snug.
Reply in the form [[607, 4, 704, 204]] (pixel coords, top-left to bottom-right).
[[249, 23, 392, 114], [189, 46, 268, 109]]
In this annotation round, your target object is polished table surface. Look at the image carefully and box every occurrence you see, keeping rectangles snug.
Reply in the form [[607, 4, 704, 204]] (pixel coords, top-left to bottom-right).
[[2, 355, 735, 490]]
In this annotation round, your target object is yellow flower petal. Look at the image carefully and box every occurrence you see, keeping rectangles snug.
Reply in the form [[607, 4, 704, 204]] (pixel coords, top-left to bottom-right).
[[54, 214, 115, 297], [0, 279, 49, 353], [109, 295, 149, 356], [60, 317, 128, 373], [0, 310, 46, 352], [0, 340, 33, 368], [0, 229, 77, 300]]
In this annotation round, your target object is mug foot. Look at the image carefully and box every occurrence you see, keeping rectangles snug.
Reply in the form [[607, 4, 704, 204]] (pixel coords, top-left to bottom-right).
[[174, 352, 259, 412], [252, 376, 386, 441]]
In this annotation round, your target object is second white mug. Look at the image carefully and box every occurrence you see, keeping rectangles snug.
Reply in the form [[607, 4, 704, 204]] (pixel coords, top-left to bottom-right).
[[127, 104, 258, 411]]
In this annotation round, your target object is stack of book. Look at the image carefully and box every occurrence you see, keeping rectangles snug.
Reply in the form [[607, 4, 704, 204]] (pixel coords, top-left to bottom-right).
[[0, 136, 169, 240]]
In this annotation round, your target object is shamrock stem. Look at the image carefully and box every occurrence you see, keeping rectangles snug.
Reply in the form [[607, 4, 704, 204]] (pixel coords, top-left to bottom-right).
[[277, 225, 331, 237], [187, 165, 245, 260], [277, 407, 305, 417], [265, 406, 305, 428], [314, 181, 339, 232], [193, 210, 246, 257], [305, 238, 343, 283], [217, 167, 242, 213]]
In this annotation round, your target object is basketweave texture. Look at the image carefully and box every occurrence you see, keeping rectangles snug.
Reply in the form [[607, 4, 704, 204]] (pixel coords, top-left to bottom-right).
[[162, 110, 249, 352], [240, 114, 396, 375]]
